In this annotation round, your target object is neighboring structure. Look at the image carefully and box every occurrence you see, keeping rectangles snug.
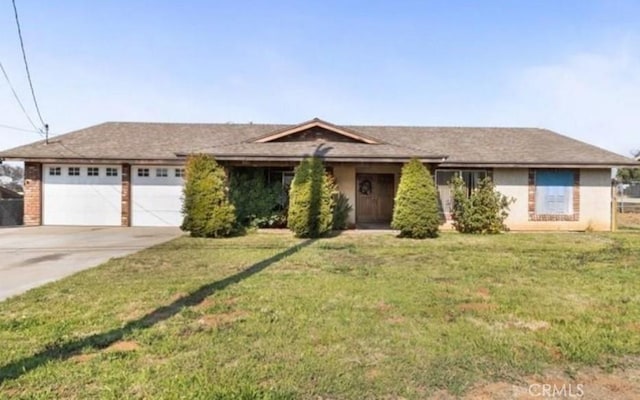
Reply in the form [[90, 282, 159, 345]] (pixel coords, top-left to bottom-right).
[[0, 118, 637, 231], [0, 186, 24, 226]]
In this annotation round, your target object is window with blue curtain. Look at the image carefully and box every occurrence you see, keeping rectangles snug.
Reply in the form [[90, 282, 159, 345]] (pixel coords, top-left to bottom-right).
[[535, 170, 574, 215]]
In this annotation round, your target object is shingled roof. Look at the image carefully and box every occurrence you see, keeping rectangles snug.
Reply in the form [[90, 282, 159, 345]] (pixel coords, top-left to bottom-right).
[[0, 119, 636, 167]]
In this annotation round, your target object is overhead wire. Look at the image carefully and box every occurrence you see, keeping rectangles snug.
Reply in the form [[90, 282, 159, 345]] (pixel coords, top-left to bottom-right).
[[0, 123, 42, 135], [0, 61, 43, 135], [11, 0, 46, 129]]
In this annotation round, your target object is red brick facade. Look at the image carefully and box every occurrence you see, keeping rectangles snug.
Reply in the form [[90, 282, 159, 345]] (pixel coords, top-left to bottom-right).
[[121, 164, 131, 226], [23, 162, 42, 226]]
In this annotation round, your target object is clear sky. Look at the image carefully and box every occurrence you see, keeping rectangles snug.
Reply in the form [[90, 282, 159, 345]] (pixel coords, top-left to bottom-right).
[[1, 0, 639, 157]]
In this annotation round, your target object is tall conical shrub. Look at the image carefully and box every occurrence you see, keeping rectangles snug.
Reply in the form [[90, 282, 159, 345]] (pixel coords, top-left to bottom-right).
[[287, 157, 335, 238], [181, 154, 236, 237], [391, 159, 440, 238]]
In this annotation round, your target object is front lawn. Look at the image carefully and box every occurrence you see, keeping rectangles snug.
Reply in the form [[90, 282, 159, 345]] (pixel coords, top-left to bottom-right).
[[1, 232, 639, 398]]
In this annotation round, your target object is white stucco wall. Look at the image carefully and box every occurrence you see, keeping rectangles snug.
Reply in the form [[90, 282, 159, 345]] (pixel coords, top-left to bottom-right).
[[493, 168, 612, 231], [335, 165, 612, 231], [333, 165, 356, 226]]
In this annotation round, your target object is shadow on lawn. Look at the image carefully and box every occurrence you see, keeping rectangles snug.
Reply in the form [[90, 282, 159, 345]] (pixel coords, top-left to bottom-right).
[[0, 238, 315, 384]]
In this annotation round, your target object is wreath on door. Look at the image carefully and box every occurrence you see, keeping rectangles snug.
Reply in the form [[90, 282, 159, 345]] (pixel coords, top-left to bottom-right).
[[359, 179, 372, 195]]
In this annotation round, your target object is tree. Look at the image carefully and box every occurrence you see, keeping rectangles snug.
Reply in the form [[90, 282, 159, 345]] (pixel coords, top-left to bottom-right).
[[287, 157, 335, 238], [181, 154, 236, 237], [450, 176, 513, 234], [616, 150, 640, 184], [391, 159, 441, 238], [0, 164, 24, 192]]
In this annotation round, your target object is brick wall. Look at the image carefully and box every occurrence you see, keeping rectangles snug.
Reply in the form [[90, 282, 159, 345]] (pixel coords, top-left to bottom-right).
[[121, 164, 131, 226], [23, 162, 42, 225]]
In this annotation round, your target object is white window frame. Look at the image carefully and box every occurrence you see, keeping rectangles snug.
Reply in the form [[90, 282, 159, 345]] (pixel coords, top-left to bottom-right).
[[49, 167, 61, 176], [175, 168, 185, 178], [68, 167, 80, 176], [87, 167, 100, 177], [156, 168, 168, 177]]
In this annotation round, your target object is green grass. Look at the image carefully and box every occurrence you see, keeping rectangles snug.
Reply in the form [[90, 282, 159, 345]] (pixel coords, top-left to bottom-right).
[[1, 231, 639, 398]]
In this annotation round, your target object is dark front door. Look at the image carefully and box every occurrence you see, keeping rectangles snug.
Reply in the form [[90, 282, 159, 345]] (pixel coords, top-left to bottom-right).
[[356, 173, 395, 225]]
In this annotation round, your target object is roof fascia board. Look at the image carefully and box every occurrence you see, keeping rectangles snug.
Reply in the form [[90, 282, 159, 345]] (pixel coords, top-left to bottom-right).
[[252, 119, 380, 144], [440, 162, 637, 168], [0, 157, 185, 165]]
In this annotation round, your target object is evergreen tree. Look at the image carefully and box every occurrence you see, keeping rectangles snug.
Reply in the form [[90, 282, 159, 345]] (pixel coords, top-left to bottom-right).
[[391, 159, 440, 238], [287, 157, 335, 238], [181, 154, 236, 237]]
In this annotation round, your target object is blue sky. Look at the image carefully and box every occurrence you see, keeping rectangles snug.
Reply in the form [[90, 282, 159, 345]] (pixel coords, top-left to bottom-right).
[[1, 0, 639, 157]]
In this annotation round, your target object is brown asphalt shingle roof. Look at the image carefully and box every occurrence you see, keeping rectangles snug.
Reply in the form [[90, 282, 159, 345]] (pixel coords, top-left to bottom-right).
[[0, 120, 636, 166]]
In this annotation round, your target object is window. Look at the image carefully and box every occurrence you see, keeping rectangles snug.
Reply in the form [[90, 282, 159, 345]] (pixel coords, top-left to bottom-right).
[[175, 168, 185, 178], [156, 168, 168, 177], [68, 167, 80, 176], [535, 170, 574, 215], [137, 168, 149, 177], [265, 168, 295, 208], [435, 169, 488, 214], [106, 167, 118, 177], [49, 167, 61, 176], [88, 167, 99, 176]]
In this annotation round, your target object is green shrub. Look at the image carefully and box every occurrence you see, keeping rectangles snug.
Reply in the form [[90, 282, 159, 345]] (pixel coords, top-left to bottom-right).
[[332, 192, 353, 230], [450, 175, 514, 234], [229, 168, 282, 229], [391, 159, 441, 238], [287, 157, 335, 238], [181, 154, 236, 237]]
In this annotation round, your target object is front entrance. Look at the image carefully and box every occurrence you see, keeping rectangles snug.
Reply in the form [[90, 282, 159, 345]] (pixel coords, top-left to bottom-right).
[[356, 173, 395, 226]]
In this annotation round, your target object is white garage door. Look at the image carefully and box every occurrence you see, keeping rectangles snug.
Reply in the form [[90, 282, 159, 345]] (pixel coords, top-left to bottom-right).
[[43, 164, 122, 226], [131, 166, 184, 227]]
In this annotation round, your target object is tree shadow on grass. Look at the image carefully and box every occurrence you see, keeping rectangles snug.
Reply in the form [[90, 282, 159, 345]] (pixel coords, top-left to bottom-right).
[[0, 238, 316, 384]]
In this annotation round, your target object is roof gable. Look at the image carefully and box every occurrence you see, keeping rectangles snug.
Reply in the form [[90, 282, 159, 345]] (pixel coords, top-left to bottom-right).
[[252, 118, 380, 144]]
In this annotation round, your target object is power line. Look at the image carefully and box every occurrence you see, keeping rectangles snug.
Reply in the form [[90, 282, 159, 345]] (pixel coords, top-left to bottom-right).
[[0, 123, 42, 135], [0, 61, 43, 135], [12, 0, 46, 129]]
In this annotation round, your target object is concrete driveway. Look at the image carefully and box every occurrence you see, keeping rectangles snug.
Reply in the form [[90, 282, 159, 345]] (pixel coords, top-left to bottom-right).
[[0, 226, 183, 301]]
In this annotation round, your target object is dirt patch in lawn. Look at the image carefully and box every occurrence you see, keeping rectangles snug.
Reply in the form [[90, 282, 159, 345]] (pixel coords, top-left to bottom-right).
[[69, 353, 98, 363], [386, 316, 406, 325], [69, 341, 140, 362], [476, 287, 491, 300], [194, 296, 239, 311], [104, 340, 140, 352], [376, 301, 393, 313], [503, 319, 550, 332]]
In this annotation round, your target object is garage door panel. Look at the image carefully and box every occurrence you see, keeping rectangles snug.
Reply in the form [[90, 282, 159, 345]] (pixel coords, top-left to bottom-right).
[[132, 166, 184, 227], [43, 165, 122, 226]]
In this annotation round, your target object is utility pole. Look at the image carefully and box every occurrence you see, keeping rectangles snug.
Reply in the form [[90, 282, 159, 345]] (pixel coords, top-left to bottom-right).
[[45, 123, 49, 145]]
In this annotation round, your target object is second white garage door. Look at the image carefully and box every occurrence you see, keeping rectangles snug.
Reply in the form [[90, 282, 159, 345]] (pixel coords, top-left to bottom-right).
[[131, 166, 184, 227]]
